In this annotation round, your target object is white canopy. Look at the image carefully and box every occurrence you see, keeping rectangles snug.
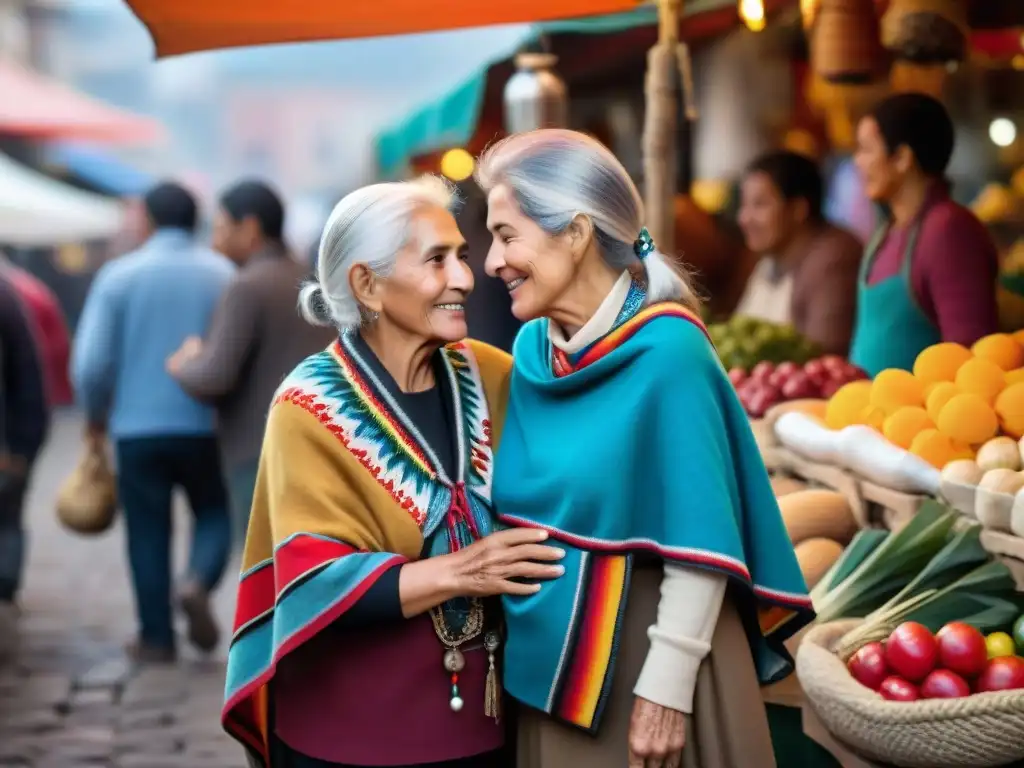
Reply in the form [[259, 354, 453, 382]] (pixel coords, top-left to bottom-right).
[[0, 151, 123, 246]]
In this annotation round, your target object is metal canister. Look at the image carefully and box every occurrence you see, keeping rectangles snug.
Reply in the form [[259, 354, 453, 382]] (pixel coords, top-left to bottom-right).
[[503, 52, 568, 134]]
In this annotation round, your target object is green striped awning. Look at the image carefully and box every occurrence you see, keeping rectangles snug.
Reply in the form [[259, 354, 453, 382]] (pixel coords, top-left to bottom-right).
[[374, 3, 730, 177]]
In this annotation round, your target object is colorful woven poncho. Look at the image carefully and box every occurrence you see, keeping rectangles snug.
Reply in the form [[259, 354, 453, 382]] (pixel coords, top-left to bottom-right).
[[495, 304, 815, 733]]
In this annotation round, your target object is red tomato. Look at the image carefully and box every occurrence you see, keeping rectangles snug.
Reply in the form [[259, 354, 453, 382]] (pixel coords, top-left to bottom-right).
[[879, 675, 921, 702], [885, 622, 939, 683], [820, 355, 847, 373], [750, 361, 775, 382], [819, 379, 845, 399], [920, 669, 971, 699], [936, 622, 988, 679], [728, 367, 748, 387], [975, 656, 1024, 692], [848, 641, 889, 691]]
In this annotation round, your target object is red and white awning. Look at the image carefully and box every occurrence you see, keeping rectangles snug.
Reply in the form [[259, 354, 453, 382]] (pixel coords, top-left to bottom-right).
[[0, 57, 165, 144]]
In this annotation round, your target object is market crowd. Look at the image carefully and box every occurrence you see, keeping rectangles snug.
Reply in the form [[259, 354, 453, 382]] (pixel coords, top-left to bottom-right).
[[0, 91, 1007, 768]]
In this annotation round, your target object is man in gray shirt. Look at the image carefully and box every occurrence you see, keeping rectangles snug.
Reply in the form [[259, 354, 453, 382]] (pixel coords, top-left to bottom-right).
[[168, 181, 334, 546]]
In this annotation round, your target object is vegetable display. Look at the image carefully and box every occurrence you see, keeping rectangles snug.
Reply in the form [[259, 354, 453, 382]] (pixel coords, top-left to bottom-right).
[[731, 356, 868, 418], [708, 315, 820, 372], [812, 503, 1022, 636], [770, 335, 1024, 502]]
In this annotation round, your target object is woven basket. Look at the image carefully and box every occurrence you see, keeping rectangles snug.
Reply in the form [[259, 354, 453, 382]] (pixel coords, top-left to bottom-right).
[[811, 0, 887, 84], [797, 621, 1024, 767]]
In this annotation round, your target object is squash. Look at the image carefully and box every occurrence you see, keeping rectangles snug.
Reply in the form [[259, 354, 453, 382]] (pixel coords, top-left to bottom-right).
[[837, 425, 941, 495], [774, 411, 841, 464], [976, 436, 1021, 472], [975, 469, 1024, 531], [794, 538, 845, 589], [940, 459, 983, 516], [764, 398, 828, 427], [771, 475, 808, 497], [1011, 487, 1024, 538], [778, 489, 858, 546]]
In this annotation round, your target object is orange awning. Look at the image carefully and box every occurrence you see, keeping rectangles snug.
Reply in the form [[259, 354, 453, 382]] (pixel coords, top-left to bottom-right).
[[0, 58, 165, 144], [126, 0, 646, 57]]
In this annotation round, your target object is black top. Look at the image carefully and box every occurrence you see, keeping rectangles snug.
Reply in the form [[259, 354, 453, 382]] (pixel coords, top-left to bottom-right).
[[328, 333, 459, 628], [349, 332, 457, 480]]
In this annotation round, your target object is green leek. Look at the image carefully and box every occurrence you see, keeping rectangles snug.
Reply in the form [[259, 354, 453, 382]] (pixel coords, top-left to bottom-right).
[[813, 502, 957, 623]]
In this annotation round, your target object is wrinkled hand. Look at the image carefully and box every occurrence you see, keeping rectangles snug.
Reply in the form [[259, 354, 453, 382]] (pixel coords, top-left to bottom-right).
[[166, 336, 203, 374], [450, 527, 565, 598], [628, 697, 686, 768]]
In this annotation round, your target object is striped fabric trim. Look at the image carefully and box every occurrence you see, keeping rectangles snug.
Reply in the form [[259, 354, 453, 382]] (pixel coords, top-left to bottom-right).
[[222, 537, 406, 765], [231, 533, 358, 639], [496, 513, 814, 617], [548, 553, 631, 732], [328, 341, 434, 476], [553, 304, 710, 375]]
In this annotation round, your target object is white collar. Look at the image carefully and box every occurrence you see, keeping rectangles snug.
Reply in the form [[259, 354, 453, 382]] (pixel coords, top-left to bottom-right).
[[548, 271, 632, 354]]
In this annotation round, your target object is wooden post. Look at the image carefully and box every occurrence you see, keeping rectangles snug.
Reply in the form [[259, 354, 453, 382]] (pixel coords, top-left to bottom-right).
[[642, 0, 681, 254]]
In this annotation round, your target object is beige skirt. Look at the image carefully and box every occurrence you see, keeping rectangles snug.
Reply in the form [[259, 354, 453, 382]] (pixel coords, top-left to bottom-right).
[[516, 567, 776, 768]]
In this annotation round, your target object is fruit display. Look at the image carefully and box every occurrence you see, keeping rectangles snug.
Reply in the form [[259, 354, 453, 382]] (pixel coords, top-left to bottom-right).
[[771, 334, 1024, 496], [730, 355, 868, 418], [846, 619, 1024, 701], [708, 315, 820, 373], [822, 334, 1024, 468]]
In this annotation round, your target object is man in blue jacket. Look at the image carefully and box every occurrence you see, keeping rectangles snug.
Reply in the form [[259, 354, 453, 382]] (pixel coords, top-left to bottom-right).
[[72, 182, 235, 663]]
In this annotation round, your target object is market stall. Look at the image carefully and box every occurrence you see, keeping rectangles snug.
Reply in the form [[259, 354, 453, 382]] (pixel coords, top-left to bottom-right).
[[750, 332, 1024, 767], [0, 151, 124, 245]]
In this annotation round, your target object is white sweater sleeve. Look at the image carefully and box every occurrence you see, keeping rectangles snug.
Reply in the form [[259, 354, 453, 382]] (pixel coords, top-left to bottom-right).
[[633, 564, 728, 713]]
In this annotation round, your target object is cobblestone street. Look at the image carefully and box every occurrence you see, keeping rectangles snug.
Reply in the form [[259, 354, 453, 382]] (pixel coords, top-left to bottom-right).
[[0, 412, 244, 767]]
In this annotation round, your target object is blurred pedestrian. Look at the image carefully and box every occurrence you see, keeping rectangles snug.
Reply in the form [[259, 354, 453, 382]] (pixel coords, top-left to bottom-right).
[[72, 181, 235, 663], [737, 150, 862, 356], [167, 180, 333, 545], [849, 92, 1000, 375], [0, 252, 73, 407], [0, 274, 50, 643]]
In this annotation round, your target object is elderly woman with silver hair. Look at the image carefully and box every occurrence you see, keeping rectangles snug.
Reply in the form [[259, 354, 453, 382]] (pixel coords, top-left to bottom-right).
[[476, 129, 815, 768], [220, 176, 564, 768]]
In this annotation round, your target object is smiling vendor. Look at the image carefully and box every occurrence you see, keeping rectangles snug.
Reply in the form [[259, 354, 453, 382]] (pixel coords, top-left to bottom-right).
[[849, 93, 999, 376]]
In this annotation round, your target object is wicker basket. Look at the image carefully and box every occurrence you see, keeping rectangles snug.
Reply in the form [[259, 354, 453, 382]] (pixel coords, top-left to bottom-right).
[[811, 0, 887, 84], [797, 621, 1024, 767]]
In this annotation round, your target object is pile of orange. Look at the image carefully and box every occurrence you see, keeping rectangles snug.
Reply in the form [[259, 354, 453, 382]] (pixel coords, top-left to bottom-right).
[[824, 332, 1024, 469]]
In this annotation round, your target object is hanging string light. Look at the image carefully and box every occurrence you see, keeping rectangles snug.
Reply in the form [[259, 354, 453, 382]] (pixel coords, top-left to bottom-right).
[[739, 0, 766, 31]]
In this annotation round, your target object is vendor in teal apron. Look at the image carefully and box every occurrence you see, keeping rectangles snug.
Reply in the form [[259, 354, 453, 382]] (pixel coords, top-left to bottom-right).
[[849, 92, 999, 377]]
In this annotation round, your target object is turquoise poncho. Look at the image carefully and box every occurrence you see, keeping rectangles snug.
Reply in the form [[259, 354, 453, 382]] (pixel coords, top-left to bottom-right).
[[495, 304, 814, 733]]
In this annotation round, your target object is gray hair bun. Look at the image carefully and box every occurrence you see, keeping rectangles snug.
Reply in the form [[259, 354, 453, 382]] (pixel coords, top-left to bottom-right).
[[298, 281, 334, 327]]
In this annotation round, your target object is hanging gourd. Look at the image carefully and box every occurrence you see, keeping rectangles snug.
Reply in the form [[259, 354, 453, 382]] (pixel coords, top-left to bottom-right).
[[881, 0, 968, 99], [808, 0, 890, 150]]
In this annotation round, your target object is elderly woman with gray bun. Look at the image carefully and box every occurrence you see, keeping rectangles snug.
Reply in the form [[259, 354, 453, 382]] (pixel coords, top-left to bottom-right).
[[220, 175, 565, 768], [477, 130, 814, 768]]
